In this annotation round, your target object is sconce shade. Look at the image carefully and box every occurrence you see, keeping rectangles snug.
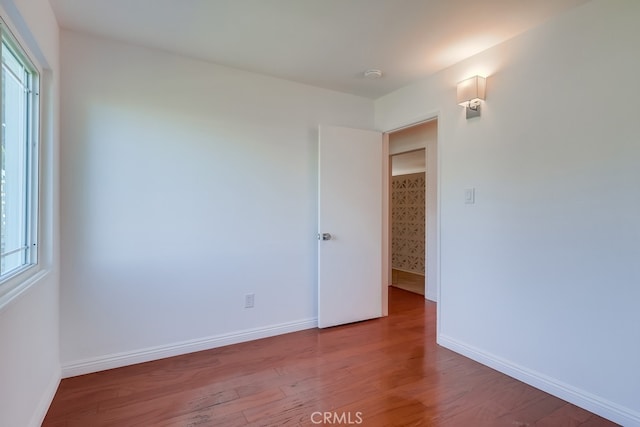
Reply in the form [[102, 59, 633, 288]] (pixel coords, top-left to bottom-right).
[[457, 75, 486, 108]]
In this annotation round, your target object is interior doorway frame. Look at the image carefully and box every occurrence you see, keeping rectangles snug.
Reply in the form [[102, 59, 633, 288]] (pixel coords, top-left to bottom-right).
[[382, 113, 440, 313], [390, 147, 427, 296]]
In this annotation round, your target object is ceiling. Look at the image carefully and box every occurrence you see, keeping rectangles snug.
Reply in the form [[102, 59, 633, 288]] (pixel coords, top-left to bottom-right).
[[49, 0, 589, 99]]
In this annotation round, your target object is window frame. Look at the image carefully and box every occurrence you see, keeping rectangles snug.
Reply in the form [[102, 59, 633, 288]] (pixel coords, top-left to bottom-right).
[[0, 16, 40, 293]]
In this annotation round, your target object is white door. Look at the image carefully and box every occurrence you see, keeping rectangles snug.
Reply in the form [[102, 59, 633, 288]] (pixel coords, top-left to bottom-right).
[[318, 125, 385, 328]]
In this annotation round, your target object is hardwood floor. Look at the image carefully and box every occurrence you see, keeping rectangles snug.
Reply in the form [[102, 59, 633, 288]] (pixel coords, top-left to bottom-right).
[[43, 288, 616, 426]]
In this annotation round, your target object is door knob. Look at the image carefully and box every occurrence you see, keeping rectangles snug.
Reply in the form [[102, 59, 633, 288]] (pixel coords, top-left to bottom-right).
[[318, 233, 332, 241]]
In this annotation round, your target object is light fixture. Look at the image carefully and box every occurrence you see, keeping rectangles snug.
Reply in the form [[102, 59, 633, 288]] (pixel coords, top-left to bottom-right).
[[457, 75, 486, 119], [364, 69, 383, 79]]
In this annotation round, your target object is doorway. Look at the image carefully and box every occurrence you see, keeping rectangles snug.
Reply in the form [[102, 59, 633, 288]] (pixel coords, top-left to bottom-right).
[[387, 119, 438, 301], [391, 149, 426, 295]]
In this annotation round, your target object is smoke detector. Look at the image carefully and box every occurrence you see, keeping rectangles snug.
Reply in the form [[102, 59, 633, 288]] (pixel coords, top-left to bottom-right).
[[364, 69, 383, 79]]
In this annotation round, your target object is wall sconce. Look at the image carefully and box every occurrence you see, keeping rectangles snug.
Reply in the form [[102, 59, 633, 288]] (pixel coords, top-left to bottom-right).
[[457, 75, 486, 119]]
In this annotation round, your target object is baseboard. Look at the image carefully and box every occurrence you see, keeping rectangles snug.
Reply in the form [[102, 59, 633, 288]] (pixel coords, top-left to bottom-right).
[[437, 334, 640, 427], [29, 367, 61, 427], [62, 318, 318, 378], [392, 267, 425, 276]]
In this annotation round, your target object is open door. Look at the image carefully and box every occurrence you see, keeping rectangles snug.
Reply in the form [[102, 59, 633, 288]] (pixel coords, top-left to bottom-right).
[[318, 125, 386, 328]]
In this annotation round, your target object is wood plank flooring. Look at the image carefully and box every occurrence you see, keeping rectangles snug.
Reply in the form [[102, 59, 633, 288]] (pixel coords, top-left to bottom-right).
[[43, 288, 616, 426]]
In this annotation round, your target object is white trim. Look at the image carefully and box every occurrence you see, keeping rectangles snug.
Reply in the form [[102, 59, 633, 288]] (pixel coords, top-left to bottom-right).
[[62, 318, 318, 378], [433, 117, 442, 306], [379, 111, 440, 134], [382, 112, 440, 305], [0, 268, 48, 312], [0, 3, 50, 72], [0, 16, 43, 307], [381, 132, 390, 317], [29, 368, 60, 427], [437, 334, 640, 427]]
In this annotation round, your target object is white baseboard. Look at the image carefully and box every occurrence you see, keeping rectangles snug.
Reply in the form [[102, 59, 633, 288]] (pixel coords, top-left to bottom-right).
[[62, 318, 318, 378], [438, 334, 640, 427], [30, 367, 61, 427]]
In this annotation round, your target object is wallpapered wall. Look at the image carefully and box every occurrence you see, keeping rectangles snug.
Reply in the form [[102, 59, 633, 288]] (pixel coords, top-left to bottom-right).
[[391, 172, 426, 274]]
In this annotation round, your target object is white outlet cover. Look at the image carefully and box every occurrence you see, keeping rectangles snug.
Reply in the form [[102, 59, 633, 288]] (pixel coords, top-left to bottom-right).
[[245, 293, 255, 308]]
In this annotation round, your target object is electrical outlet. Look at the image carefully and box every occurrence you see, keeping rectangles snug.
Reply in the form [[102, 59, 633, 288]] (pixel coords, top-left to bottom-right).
[[245, 293, 255, 308]]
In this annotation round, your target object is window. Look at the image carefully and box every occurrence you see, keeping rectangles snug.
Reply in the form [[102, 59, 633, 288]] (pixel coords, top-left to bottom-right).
[[0, 21, 39, 282]]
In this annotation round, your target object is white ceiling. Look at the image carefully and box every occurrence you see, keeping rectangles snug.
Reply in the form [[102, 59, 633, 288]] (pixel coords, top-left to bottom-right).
[[49, 0, 589, 99]]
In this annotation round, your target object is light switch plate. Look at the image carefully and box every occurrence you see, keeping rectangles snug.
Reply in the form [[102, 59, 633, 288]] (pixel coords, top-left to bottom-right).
[[464, 188, 475, 204]]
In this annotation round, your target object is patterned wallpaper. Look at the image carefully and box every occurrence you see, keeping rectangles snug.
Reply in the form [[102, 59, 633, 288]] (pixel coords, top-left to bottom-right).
[[392, 172, 426, 275]]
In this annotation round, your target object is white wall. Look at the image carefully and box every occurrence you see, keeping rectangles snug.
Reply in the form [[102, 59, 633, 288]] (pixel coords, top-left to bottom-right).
[[376, 1, 640, 425], [0, 1, 60, 426], [59, 31, 374, 375]]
